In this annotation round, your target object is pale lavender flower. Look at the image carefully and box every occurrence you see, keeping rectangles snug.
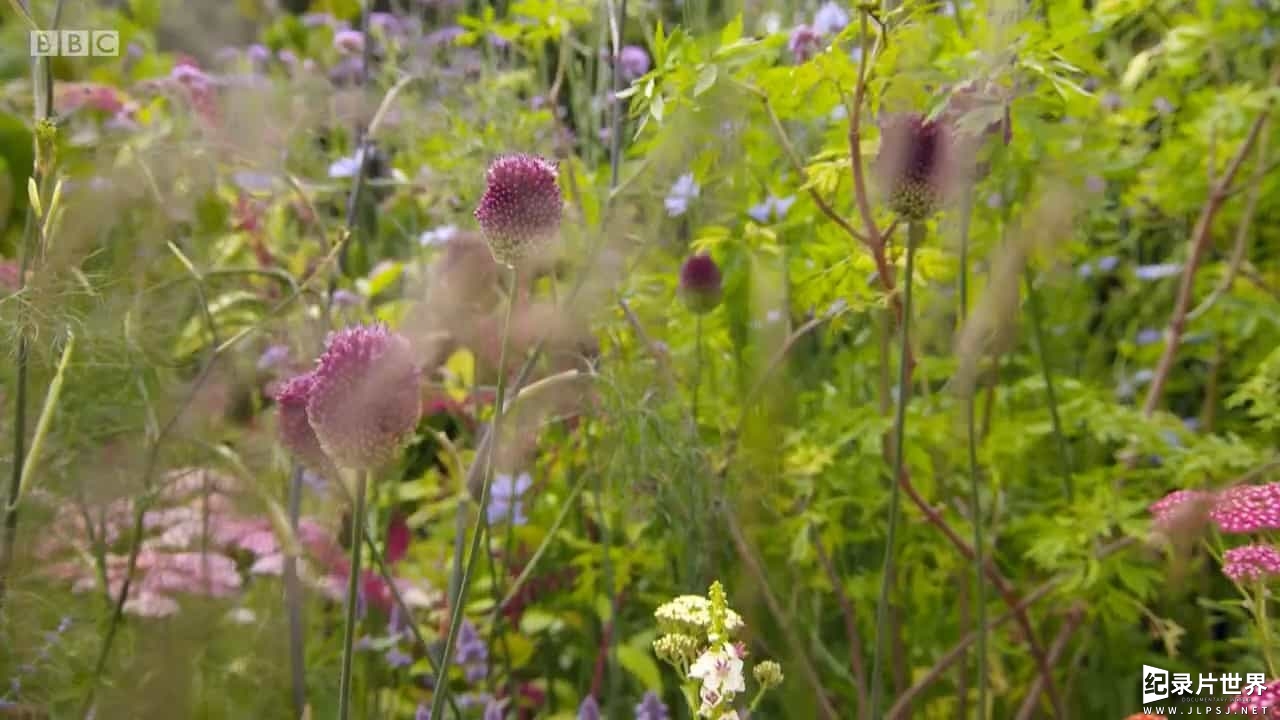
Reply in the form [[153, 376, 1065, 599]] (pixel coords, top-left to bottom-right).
[[1097, 255, 1119, 272], [334, 29, 366, 55], [328, 150, 366, 179], [635, 691, 669, 720], [812, 1, 850, 35], [258, 344, 291, 371], [1101, 92, 1123, 112], [665, 173, 700, 217], [420, 224, 460, 247], [1135, 328, 1161, 346], [483, 698, 506, 720], [985, 192, 1002, 209], [1153, 96, 1174, 115], [385, 647, 413, 668], [1135, 263, 1181, 280], [618, 45, 651, 82], [247, 44, 270, 64], [1086, 175, 1106, 193], [787, 25, 822, 63], [332, 289, 362, 308], [487, 472, 532, 526], [415, 705, 431, 720], [578, 696, 601, 720], [747, 195, 796, 223]]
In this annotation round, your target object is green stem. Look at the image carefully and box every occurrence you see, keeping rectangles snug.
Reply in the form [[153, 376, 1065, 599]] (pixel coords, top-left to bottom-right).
[[1024, 270, 1075, 500], [1260, 580, 1277, 678], [338, 471, 369, 720], [693, 314, 703, 429], [869, 222, 920, 718], [431, 265, 518, 719], [958, 192, 988, 720]]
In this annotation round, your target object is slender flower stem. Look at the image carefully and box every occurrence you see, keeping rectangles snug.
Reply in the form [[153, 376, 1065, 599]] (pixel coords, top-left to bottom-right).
[[957, 192, 988, 720], [1259, 580, 1277, 678], [431, 266, 518, 719], [1024, 270, 1074, 499], [283, 464, 307, 718], [338, 471, 369, 720], [870, 222, 920, 717], [692, 314, 703, 429]]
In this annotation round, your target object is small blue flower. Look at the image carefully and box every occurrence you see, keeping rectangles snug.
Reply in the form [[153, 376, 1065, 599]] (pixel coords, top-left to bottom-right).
[[487, 472, 532, 525], [665, 174, 700, 217], [1182, 416, 1201, 432], [385, 647, 413, 668], [578, 696, 602, 720], [258, 344, 291, 371], [1135, 328, 1161, 346], [747, 195, 796, 223], [483, 698, 507, 720], [1077, 262, 1094, 278], [415, 704, 432, 720], [1135, 263, 1181, 280], [328, 150, 366, 179], [419, 224, 460, 247], [813, 1, 850, 35], [1096, 256, 1119, 272], [635, 691, 669, 720]]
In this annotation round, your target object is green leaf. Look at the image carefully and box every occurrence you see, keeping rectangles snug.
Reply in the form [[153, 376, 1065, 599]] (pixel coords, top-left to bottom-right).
[[694, 64, 718, 97], [617, 643, 663, 691]]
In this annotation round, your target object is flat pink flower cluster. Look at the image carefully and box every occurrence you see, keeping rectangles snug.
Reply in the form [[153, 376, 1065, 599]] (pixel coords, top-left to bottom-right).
[[1149, 483, 1280, 535], [34, 467, 343, 617], [1226, 677, 1280, 713], [1222, 545, 1280, 583]]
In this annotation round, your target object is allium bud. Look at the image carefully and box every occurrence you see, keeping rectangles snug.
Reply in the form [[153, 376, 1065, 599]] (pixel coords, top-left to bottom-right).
[[754, 660, 784, 689], [875, 113, 952, 221], [473, 154, 563, 266], [275, 372, 336, 478], [306, 324, 421, 470], [678, 254, 723, 314]]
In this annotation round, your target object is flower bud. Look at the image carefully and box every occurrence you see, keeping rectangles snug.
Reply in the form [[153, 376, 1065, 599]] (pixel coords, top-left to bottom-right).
[[678, 254, 723, 314], [875, 113, 951, 221], [754, 660, 784, 689]]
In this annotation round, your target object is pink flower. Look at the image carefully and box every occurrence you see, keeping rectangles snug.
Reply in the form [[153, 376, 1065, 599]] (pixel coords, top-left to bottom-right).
[[787, 25, 822, 63], [473, 154, 563, 266], [306, 324, 422, 470], [1226, 676, 1280, 713], [1210, 483, 1280, 534], [275, 372, 337, 477], [1223, 544, 1280, 583], [334, 30, 366, 55]]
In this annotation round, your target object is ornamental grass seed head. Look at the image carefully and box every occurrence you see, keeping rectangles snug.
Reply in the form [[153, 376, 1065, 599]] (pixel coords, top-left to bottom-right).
[[875, 112, 953, 221], [474, 153, 563, 266], [306, 324, 421, 470], [678, 254, 723, 315]]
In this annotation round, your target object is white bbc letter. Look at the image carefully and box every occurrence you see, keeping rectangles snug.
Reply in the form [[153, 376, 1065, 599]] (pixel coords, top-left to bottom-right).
[[61, 30, 89, 57], [29, 30, 57, 57], [91, 31, 119, 56]]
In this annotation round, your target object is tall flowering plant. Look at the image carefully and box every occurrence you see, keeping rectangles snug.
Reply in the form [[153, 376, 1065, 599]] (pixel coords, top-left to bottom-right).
[[652, 582, 783, 718]]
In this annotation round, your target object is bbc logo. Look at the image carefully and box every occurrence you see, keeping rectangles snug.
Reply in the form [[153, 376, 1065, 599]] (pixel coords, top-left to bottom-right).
[[29, 30, 120, 57]]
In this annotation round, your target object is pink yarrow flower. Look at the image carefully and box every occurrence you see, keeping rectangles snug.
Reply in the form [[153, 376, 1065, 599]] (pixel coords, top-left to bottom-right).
[[1210, 483, 1280, 534], [1149, 488, 1215, 536], [1226, 676, 1280, 713], [1223, 544, 1280, 583]]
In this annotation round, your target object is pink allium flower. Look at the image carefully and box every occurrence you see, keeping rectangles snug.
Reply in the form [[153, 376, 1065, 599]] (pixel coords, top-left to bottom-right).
[[1149, 488, 1215, 537], [1226, 677, 1280, 713], [678, 254, 723, 314], [275, 372, 336, 477], [876, 113, 953, 221], [787, 25, 822, 63], [1222, 544, 1280, 583], [473, 154, 563, 266], [306, 324, 422, 470], [0, 261, 21, 293], [1210, 483, 1280, 534]]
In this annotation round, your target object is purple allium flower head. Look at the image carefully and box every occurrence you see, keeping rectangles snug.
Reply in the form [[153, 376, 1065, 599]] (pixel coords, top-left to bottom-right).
[[678, 254, 723, 315], [618, 45, 651, 82], [635, 691, 669, 720], [578, 696, 601, 720], [275, 373, 336, 477], [474, 154, 563, 266], [334, 30, 366, 55], [813, 1, 850, 35], [1211, 483, 1280, 534], [305, 324, 421, 470], [664, 173, 700, 217], [876, 113, 952, 220], [1223, 544, 1280, 583], [787, 25, 823, 63]]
